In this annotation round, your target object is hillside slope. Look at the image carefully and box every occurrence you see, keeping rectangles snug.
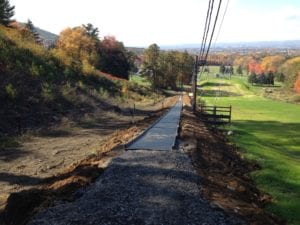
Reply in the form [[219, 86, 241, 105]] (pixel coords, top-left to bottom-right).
[[0, 25, 159, 136]]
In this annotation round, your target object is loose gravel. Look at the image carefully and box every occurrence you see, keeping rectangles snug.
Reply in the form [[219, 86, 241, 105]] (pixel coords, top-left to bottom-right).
[[29, 150, 245, 225]]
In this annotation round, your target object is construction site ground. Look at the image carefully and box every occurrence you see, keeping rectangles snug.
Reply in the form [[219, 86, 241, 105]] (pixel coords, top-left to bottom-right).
[[0, 95, 285, 225]]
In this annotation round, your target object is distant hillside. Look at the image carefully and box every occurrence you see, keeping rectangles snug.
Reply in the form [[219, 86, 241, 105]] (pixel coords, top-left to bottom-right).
[[19, 22, 58, 47], [35, 26, 58, 47], [161, 40, 300, 50], [126, 47, 144, 56]]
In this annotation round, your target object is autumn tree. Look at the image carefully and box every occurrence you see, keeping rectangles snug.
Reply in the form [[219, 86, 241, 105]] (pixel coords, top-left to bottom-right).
[[260, 55, 285, 73], [54, 27, 98, 74], [25, 19, 41, 44], [97, 36, 131, 79], [0, 0, 14, 26], [294, 73, 300, 93], [279, 56, 300, 89]]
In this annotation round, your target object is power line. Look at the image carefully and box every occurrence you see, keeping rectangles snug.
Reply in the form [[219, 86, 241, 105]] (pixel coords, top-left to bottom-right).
[[203, 0, 223, 64], [199, 0, 223, 77], [199, 0, 213, 61], [213, 0, 230, 48]]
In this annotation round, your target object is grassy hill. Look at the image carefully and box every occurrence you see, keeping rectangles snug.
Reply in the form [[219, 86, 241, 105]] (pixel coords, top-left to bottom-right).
[[0, 25, 160, 136], [198, 70, 300, 224]]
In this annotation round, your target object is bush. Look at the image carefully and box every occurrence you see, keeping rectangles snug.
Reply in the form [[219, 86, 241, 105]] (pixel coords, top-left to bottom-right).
[[248, 73, 257, 85]]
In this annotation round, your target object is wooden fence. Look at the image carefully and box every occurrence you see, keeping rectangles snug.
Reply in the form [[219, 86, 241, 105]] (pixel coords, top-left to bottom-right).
[[197, 104, 232, 125]]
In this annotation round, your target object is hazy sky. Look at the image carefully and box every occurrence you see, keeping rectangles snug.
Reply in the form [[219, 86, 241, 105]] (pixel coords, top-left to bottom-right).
[[9, 0, 300, 47]]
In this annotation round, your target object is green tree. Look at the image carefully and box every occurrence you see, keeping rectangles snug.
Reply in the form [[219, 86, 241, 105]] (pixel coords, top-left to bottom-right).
[[229, 65, 234, 75], [25, 19, 41, 44], [219, 64, 225, 74], [141, 43, 160, 88], [0, 0, 14, 26], [266, 71, 275, 85], [82, 23, 99, 40], [236, 65, 243, 75], [248, 73, 257, 85]]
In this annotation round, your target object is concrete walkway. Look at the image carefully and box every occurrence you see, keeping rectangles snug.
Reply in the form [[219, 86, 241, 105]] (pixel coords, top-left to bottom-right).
[[126, 97, 182, 151]]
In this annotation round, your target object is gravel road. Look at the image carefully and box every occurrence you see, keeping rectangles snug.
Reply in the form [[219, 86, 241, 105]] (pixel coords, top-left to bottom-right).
[[29, 150, 245, 225]]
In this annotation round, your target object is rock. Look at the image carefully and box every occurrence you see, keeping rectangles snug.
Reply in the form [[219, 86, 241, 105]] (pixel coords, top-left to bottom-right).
[[227, 181, 238, 191], [237, 185, 246, 192]]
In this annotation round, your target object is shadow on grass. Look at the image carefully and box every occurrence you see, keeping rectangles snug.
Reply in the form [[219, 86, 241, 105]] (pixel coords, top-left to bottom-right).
[[199, 89, 242, 97], [201, 81, 232, 87]]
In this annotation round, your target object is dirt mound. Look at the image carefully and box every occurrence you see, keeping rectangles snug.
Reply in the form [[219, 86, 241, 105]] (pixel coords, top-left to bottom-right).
[[180, 100, 286, 225]]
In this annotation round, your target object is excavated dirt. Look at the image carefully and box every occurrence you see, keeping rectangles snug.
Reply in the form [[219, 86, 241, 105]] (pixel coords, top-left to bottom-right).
[[0, 96, 178, 225], [180, 95, 285, 225]]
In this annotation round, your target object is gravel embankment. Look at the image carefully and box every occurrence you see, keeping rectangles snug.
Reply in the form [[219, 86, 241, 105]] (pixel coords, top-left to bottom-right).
[[29, 150, 245, 225]]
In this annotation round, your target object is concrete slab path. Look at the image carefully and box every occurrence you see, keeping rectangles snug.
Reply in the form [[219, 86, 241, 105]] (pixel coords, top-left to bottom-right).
[[126, 97, 183, 151]]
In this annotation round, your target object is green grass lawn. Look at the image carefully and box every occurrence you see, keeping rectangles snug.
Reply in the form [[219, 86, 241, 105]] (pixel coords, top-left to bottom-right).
[[129, 74, 151, 87], [198, 72, 300, 224]]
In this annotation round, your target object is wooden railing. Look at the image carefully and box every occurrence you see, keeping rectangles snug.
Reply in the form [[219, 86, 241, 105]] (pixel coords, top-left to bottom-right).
[[197, 105, 232, 125]]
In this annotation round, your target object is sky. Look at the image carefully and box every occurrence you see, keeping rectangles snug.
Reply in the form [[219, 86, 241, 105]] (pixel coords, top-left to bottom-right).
[[9, 0, 300, 47]]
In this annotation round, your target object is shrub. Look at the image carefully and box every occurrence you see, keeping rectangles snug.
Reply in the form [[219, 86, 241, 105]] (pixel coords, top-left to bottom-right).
[[248, 73, 257, 85], [5, 83, 16, 98]]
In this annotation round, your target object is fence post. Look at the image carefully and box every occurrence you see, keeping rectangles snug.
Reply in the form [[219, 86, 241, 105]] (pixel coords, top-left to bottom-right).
[[131, 103, 135, 124], [17, 115, 21, 136], [213, 106, 217, 124], [229, 105, 232, 124]]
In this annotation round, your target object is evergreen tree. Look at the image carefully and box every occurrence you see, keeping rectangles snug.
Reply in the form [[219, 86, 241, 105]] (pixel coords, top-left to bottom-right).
[[229, 65, 234, 75], [248, 73, 257, 85], [25, 19, 42, 44], [0, 0, 15, 26], [266, 71, 275, 85], [236, 65, 243, 75], [219, 64, 225, 74], [82, 23, 99, 40], [257, 73, 266, 85]]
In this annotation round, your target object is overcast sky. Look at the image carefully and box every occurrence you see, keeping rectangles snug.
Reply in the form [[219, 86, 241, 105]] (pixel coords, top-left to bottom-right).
[[9, 0, 300, 47]]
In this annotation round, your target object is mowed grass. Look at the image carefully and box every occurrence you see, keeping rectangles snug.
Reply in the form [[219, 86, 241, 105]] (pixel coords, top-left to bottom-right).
[[198, 71, 300, 224]]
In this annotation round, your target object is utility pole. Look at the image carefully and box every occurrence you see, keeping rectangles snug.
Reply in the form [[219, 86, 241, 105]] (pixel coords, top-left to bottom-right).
[[192, 55, 199, 113]]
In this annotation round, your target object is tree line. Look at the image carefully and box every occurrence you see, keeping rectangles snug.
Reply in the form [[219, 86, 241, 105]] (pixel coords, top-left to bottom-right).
[[0, 0, 135, 80], [141, 44, 195, 90]]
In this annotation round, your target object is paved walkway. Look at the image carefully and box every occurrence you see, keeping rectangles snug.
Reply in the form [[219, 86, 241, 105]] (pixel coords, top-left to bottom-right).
[[126, 97, 183, 151]]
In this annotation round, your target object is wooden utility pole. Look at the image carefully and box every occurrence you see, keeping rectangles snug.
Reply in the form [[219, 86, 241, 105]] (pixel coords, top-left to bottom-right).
[[192, 55, 199, 113]]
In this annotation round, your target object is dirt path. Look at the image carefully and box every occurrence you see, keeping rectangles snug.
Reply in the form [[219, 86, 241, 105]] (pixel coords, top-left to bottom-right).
[[0, 96, 178, 222]]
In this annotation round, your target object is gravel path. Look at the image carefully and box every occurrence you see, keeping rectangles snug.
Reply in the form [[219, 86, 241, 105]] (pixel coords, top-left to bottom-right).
[[29, 150, 244, 225]]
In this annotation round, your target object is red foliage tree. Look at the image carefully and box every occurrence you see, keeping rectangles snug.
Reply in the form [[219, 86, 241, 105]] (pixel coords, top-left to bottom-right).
[[294, 73, 300, 94]]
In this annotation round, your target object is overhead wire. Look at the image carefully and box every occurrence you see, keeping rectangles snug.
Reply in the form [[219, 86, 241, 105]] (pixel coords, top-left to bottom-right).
[[198, 0, 223, 79], [199, 0, 214, 61], [213, 0, 230, 48]]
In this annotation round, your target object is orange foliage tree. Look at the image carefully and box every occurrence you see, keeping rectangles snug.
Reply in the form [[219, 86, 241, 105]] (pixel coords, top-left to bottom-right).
[[260, 55, 285, 73], [248, 60, 262, 74], [279, 56, 300, 89], [294, 73, 300, 93], [53, 27, 98, 73]]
